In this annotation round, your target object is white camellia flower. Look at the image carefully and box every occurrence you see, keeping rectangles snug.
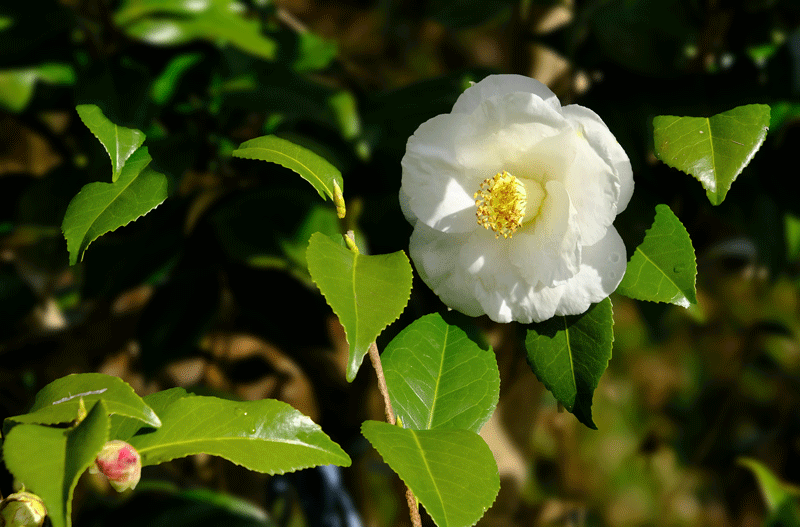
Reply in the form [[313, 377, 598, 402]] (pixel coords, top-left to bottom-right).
[[400, 74, 633, 323]]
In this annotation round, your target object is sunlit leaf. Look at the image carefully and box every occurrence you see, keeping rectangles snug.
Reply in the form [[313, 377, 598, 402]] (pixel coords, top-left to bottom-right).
[[0, 63, 75, 112], [76, 104, 145, 183], [62, 146, 168, 265], [2, 400, 110, 527], [232, 135, 343, 201], [115, 0, 276, 61], [524, 298, 613, 429], [653, 104, 770, 205], [362, 420, 498, 527], [306, 233, 413, 382], [110, 387, 191, 441], [6, 373, 160, 431], [128, 396, 350, 472], [382, 313, 499, 433], [616, 204, 697, 307], [739, 458, 800, 526]]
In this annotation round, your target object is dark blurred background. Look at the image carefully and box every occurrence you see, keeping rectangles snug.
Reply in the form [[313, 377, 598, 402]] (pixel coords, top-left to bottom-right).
[[2, 0, 800, 525]]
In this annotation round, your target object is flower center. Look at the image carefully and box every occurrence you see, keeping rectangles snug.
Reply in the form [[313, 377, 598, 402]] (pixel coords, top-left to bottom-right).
[[474, 171, 543, 238]]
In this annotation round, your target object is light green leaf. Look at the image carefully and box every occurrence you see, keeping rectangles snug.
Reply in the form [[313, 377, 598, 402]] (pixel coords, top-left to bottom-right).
[[62, 146, 168, 265], [115, 0, 276, 61], [76, 104, 145, 183], [616, 204, 697, 307], [0, 64, 75, 112], [524, 298, 613, 429], [328, 91, 361, 141], [739, 458, 800, 525], [306, 232, 413, 382], [361, 420, 499, 527], [6, 373, 160, 431], [128, 396, 350, 472], [382, 313, 499, 433], [109, 387, 191, 441], [294, 32, 337, 72], [653, 104, 770, 205], [232, 135, 343, 201], [2, 400, 110, 527]]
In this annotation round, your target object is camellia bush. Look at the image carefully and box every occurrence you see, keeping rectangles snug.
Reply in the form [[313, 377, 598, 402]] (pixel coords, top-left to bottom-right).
[[2, 1, 800, 526]]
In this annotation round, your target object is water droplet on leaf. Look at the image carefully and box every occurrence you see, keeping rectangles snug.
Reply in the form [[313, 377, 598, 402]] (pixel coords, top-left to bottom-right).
[[233, 407, 247, 417]]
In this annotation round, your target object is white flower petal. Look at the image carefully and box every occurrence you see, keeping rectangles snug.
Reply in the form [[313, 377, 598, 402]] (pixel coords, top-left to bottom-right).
[[409, 222, 484, 317], [554, 226, 627, 316], [562, 104, 634, 213], [456, 92, 569, 179], [510, 180, 581, 285], [452, 74, 560, 115], [401, 111, 477, 233]]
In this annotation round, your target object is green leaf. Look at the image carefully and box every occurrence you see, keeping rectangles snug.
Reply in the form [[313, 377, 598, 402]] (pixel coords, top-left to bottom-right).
[[361, 420, 499, 527], [653, 104, 770, 205], [328, 91, 361, 141], [382, 313, 499, 433], [2, 400, 110, 527], [739, 458, 800, 526], [62, 146, 168, 265], [115, 0, 276, 61], [109, 387, 191, 441], [232, 135, 343, 201], [150, 52, 203, 105], [616, 204, 697, 307], [306, 232, 413, 382], [76, 104, 146, 183], [294, 32, 337, 72], [128, 396, 350, 472], [0, 64, 75, 112], [6, 373, 160, 431], [524, 298, 614, 429]]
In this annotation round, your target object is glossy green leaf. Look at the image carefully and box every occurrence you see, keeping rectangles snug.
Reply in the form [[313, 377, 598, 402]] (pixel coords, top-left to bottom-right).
[[739, 458, 800, 526], [653, 104, 770, 205], [62, 146, 168, 265], [128, 396, 350, 472], [2, 400, 110, 527], [232, 135, 343, 201], [115, 0, 276, 61], [6, 373, 160, 431], [616, 204, 697, 307], [109, 387, 191, 441], [525, 298, 613, 429], [76, 104, 145, 183], [382, 313, 499, 433], [361, 420, 499, 527], [306, 232, 413, 382]]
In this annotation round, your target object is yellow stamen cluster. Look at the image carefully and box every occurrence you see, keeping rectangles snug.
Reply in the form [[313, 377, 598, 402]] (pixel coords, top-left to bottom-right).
[[474, 171, 527, 239]]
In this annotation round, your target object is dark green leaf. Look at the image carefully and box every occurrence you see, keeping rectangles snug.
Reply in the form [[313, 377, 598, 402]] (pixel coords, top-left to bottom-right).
[[653, 104, 770, 205], [150, 53, 202, 105], [616, 204, 697, 307], [524, 298, 614, 429], [2, 400, 110, 527], [232, 135, 343, 201], [294, 32, 337, 72], [62, 146, 168, 265], [306, 233, 413, 382], [6, 373, 160, 431], [361, 420, 499, 527], [128, 396, 350, 472], [75, 104, 146, 183], [382, 313, 499, 433]]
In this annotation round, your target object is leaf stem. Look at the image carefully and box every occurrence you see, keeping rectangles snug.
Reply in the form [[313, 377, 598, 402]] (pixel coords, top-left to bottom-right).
[[367, 342, 421, 527]]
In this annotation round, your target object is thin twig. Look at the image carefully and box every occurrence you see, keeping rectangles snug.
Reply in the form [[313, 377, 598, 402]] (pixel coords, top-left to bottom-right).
[[367, 342, 421, 527], [367, 342, 395, 425]]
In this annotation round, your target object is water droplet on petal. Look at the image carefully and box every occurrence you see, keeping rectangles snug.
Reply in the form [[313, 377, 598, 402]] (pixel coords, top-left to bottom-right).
[[608, 271, 617, 280], [608, 253, 621, 263]]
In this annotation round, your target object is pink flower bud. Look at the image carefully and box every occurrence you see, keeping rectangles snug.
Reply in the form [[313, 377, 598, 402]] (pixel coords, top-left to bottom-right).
[[92, 440, 141, 492], [0, 491, 47, 527]]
